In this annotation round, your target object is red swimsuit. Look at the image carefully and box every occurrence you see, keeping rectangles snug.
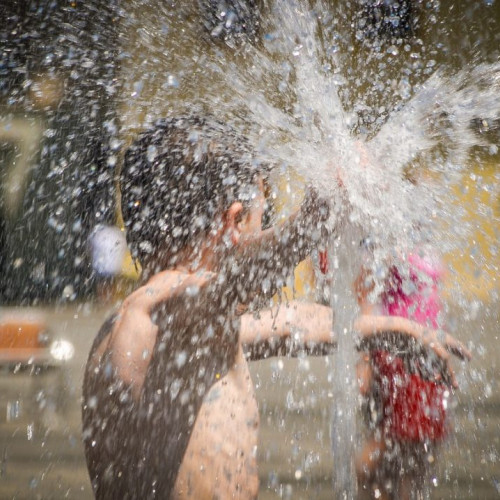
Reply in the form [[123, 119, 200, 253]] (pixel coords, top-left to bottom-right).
[[371, 350, 449, 442]]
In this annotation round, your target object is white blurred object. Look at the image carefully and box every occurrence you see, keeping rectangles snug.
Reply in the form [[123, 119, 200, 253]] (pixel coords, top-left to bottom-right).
[[90, 225, 128, 277], [49, 339, 75, 362]]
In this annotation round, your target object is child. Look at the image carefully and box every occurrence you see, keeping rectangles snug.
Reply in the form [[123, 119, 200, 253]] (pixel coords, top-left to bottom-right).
[[81, 116, 466, 499], [81, 115, 338, 500], [354, 248, 471, 499]]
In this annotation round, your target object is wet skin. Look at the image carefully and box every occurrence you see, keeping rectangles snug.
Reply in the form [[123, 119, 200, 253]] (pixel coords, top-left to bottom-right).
[[84, 269, 260, 500], [82, 180, 468, 499], [173, 343, 260, 499], [82, 180, 327, 499]]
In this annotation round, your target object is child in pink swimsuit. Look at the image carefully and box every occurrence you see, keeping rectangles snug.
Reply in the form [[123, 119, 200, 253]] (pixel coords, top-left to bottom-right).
[[355, 250, 459, 499], [376, 252, 449, 442]]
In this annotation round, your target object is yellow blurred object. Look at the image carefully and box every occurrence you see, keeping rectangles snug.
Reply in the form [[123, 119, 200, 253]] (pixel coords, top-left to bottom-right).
[[280, 258, 317, 302], [272, 169, 318, 301], [121, 249, 141, 281], [443, 159, 499, 300]]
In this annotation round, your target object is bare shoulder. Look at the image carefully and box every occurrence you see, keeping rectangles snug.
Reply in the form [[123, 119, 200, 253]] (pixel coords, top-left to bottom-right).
[[114, 268, 215, 337], [98, 269, 215, 396], [126, 269, 215, 311]]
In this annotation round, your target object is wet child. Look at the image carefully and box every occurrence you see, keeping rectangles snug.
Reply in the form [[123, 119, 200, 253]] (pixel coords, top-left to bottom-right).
[[81, 115, 339, 500], [81, 116, 467, 499], [354, 248, 471, 499]]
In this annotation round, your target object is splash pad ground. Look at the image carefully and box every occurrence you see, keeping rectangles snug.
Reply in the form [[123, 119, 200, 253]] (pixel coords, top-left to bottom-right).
[[0, 302, 497, 498]]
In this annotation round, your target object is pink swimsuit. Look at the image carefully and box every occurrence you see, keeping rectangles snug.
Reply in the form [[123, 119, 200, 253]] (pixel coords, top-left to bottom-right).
[[371, 252, 450, 443]]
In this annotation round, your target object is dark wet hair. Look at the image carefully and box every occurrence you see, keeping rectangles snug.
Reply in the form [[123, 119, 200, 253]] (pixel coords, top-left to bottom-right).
[[120, 115, 270, 270]]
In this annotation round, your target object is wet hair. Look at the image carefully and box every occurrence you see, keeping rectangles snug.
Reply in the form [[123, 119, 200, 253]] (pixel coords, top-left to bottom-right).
[[120, 115, 270, 270]]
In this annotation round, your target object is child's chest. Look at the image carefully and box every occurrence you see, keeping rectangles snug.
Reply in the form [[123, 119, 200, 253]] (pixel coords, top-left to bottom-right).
[[173, 351, 260, 499]]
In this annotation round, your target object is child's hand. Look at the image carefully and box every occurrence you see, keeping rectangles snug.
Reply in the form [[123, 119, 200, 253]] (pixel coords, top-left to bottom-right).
[[354, 314, 471, 388], [441, 331, 472, 361], [108, 269, 216, 398], [126, 269, 215, 313], [422, 329, 472, 388], [418, 329, 471, 389]]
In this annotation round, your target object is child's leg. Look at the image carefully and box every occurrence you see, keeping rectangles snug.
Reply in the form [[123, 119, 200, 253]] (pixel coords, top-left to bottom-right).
[[356, 357, 386, 497], [356, 354, 373, 396], [388, 442, 432, 500], [397, 472, 428, 500], [356, 436, 384, 480], [357, 437, 395, 500]]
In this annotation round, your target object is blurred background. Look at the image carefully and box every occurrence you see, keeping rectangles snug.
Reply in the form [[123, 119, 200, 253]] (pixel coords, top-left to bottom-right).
[[0, 0, 498, 498]]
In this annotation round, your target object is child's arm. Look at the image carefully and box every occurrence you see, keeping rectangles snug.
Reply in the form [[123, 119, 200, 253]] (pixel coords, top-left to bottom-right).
[[106, 270, 214, 398], [240, 302, 471, 365], [354, 314, 471, 360], [240, 301, 336, 360], [233, 187, 331, 303], [260, 187, 331, 262], [354, 314, 472, 387]]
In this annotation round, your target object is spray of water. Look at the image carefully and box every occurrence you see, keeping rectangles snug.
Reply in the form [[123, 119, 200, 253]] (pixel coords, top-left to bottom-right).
[[117, 0, 499, 496], [2, 1, 499, 497]]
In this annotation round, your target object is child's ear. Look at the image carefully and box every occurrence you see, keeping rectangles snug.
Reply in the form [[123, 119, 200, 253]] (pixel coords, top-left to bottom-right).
[[225, 202, 244, 245]]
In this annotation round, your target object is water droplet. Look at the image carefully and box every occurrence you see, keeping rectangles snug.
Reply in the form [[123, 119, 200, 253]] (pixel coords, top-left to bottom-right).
[[147, 145, 157, 162], [175, 351, 187, 368], [6, 401, 22, 422], [170, 379, 182, 399], [165, 74, 179, 88], [484, 384, 492, 398]]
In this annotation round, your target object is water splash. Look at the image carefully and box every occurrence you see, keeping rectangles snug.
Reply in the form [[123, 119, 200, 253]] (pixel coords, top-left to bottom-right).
[[117, 0, 500, 496], [2, 0, 499, 497]]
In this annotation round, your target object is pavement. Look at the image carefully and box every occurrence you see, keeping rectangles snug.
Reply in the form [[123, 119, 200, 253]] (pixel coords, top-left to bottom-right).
[[0, 300, 498, 499]]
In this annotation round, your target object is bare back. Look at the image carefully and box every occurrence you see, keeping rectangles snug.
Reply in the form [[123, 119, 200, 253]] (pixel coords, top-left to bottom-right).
[[82, 272, 259, 499], [173, 344, 259, 499]]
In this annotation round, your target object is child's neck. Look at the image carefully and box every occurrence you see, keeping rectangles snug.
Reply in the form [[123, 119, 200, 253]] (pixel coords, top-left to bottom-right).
[[172, 240, 224, 274]]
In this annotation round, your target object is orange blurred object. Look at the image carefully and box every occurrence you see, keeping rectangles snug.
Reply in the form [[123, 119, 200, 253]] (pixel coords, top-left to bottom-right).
[[0, 313, 52, 365], [0, 321, 47, 349]]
